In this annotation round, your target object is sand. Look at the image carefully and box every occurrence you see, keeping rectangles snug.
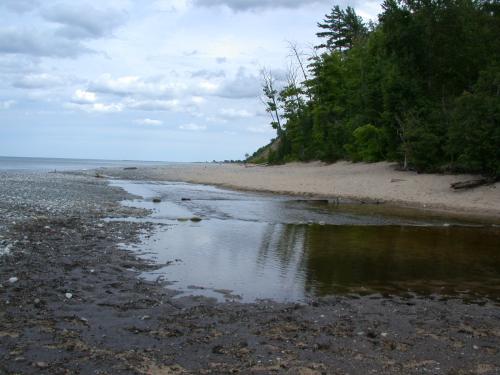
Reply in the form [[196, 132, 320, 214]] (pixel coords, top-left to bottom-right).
[[107, 161, 500, 218]]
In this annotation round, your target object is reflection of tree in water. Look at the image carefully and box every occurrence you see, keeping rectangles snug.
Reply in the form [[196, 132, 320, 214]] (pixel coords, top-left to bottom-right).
[[301, 225, 500, 297], [256, 224, 308, 279]]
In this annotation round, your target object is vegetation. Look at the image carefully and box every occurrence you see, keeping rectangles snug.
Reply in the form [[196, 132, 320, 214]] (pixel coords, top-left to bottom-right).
[[256, 0, 500, 177]]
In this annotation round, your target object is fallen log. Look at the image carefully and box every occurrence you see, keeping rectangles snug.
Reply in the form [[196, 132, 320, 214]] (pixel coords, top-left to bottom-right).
[[451, 178, 489, 190]]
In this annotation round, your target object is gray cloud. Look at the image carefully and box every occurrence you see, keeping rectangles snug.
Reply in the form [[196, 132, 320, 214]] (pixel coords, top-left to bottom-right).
[[214, 68, 261, 98], [191, 69, 226, 79], [193, 0, 329, 11], [42, 4, 127, 40], [0, 29, 93, 58], [0, 0, 39, 13]]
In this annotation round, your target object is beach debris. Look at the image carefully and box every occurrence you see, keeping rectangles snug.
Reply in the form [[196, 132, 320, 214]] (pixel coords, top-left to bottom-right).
[[152, 197, 162, 203], [212, 345, 225, 354], [34, 361, 49, 369], [8, 277, 18, 284], [65, 292, 73, 299], [451, 178, 492, 190]]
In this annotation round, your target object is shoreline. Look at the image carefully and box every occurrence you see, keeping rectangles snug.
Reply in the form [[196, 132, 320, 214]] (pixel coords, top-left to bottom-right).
[[98, 161, 500, 221], [1, 170, 500, 374]]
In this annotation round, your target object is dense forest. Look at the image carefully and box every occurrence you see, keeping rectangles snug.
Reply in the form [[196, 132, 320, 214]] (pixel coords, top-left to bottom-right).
[[252, 0, 500, 177]]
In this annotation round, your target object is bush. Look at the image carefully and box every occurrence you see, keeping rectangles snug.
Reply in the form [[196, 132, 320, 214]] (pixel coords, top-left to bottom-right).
[[346, 124, 385, 162]]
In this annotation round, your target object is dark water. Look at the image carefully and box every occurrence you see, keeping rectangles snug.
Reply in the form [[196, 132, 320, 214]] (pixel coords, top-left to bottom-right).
[[0, 156, 166, 171], [113, 180, 500, 303]]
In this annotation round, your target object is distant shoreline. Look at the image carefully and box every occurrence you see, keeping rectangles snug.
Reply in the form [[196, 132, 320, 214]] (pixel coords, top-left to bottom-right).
[[98, 161, 500, 221]]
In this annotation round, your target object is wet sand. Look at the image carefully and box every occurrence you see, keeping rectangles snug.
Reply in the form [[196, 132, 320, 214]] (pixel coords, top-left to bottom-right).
[[99, 161, 500, 219], [0, 171, 499, 374]]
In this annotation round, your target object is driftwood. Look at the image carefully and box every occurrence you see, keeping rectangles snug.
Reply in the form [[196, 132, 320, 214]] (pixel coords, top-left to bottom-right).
[[451, 178, 489, 190]]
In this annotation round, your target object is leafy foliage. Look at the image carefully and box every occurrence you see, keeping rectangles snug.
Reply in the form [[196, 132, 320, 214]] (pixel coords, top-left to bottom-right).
[[258, 0, 500, 177]]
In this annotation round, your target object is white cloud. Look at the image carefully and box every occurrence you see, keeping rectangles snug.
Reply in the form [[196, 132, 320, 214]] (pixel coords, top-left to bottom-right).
[[179, 123, 207, 131], [135, 118, 163, 126], [89, 74, 184, 98], [66, 101, 123, 113], [13, 73, 65, 89], [125, 98, 180, 111], [219, 108, 254, 119], [72, 89, 97, 103]]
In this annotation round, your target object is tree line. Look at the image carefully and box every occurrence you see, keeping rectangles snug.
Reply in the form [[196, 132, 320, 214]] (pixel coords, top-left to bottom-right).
[[254, 0, 499, 177]]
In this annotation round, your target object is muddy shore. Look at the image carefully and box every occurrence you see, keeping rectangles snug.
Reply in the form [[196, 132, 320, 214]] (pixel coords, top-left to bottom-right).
[[1, 171, 499, 374]]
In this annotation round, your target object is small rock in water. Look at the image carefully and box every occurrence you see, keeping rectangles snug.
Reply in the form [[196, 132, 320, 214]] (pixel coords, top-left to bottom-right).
[[8, 277, 18, 284], [35, 361, 49, 369], [65, 293, 73, 299], [190, 217, 202, 222], [152, 197, 161, 203]]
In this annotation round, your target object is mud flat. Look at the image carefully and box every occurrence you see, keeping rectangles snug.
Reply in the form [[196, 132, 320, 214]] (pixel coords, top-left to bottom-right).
[[0, 171, 499, 374]]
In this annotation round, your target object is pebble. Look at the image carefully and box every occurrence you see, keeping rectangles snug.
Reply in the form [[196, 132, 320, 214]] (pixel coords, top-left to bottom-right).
[[65, 293, 73, 299], [8, 277, 18, 284]]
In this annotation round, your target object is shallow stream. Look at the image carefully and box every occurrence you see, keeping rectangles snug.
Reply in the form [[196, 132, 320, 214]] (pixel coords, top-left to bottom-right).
[[112, 180, 500, 303]]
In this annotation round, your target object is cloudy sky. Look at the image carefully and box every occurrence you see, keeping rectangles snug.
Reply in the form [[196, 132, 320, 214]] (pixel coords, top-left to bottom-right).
[[0, 0, 381, 162]]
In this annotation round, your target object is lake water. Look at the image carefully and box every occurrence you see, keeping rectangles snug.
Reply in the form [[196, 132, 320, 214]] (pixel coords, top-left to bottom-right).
[[0, 155, 167, 172], [113, 180, 500, 303]]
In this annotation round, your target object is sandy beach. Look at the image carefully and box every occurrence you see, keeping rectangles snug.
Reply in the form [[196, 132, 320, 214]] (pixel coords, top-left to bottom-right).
[[102, 161, 500, 218]]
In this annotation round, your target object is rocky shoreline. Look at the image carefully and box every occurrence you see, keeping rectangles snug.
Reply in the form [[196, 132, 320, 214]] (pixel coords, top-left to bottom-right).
[[1, 171, 499, 374]]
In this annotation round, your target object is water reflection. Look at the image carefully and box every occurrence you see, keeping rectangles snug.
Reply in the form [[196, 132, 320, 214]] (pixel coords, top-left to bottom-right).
[[113, 180, 500, 302]]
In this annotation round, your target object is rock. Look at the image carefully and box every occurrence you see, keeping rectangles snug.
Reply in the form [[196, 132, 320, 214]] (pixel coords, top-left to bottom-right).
[[8, 277, 18, 284], [212, 345, 224, 354], [152, 198, 161, 203], [34, 361, 49, 368], [65, 292, 73, 299], [190, 217, 202, 222]]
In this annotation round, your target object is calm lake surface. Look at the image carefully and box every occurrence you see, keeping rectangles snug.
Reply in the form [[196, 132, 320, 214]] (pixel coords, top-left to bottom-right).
[[0, 155, 167, 172], [113, 180, 500, 303]]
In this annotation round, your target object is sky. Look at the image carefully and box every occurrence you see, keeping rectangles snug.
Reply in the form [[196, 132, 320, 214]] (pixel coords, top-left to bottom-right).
[[0, 0, 381, 162]]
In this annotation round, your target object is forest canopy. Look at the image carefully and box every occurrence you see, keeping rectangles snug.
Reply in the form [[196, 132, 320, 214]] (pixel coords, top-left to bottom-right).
[[254, 0, 500, 177]]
